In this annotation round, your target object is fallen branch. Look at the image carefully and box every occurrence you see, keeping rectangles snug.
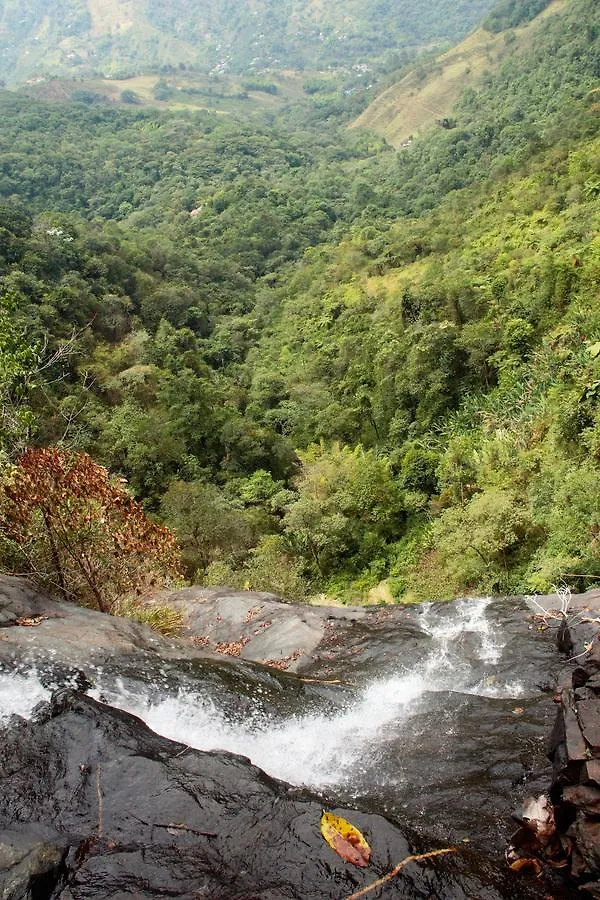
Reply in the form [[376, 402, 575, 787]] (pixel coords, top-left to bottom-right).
[[346, 847, 457, 900]]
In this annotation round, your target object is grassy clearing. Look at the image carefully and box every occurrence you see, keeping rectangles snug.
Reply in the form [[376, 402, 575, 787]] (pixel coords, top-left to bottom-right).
[[19, 69, 312, 117]]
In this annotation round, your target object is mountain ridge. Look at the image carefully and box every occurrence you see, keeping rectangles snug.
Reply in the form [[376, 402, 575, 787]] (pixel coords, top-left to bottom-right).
[[1, 0, 496, 84]]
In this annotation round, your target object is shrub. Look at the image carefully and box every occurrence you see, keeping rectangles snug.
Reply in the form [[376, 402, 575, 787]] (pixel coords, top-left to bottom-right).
[[112, 597, 184, 635], [432, 488, 535, 593]]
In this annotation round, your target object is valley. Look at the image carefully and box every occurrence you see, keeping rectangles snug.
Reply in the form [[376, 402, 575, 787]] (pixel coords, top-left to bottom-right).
[[1, 1, 600, 894]]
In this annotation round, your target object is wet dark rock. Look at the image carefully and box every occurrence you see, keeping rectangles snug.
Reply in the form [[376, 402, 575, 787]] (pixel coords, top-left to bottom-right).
[[583, 761, 600, 786], [569, 820, 600, 879], [573, 666, 591, 688], [563, 785, 600, 816], [0, 691, 542, 900], [563, 691, 588, 763], [0, 829, 69, 900], [585, 675, 600, 695], [578, 701, 600, 752]]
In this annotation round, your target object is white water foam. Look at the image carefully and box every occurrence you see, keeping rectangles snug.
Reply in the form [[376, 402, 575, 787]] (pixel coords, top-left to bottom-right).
[[0, 671, 51, 721], [419, 597, 506, 664], [0, 598, 524, 789]]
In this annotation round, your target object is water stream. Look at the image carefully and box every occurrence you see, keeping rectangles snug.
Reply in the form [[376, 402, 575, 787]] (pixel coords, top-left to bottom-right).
[[0, 597, 558, 852]]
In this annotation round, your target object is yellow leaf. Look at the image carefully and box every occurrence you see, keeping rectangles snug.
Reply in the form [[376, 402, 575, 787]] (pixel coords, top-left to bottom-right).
[[320, 811, 371, 868]]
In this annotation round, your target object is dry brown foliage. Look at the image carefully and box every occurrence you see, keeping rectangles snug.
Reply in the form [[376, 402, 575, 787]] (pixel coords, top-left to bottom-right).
[[0, 447, 181, 612]]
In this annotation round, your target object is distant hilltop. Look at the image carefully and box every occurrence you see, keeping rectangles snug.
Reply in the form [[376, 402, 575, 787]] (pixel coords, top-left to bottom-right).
[[1, 0, 496, 85]]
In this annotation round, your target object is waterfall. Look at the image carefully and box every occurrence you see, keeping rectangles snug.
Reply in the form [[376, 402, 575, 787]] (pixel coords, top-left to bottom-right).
[[0, 598, 532, 794]]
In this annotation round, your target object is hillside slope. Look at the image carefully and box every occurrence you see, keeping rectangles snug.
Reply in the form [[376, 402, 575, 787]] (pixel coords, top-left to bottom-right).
[[352, 0, 566, 147], [0, 0, 496, 83]]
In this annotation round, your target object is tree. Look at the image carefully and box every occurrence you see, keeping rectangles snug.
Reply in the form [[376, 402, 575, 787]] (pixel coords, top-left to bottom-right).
[[160, 479, 253, 579], [0, 447, 181, 611], [0, 292, 39, 456], [283, 443, 403, 577], [432, 488, 534, 592], [120, 89, 142, 105]]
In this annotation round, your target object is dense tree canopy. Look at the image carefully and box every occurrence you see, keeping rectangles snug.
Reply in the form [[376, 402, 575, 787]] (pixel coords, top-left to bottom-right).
[[1, 0, 599, 604]]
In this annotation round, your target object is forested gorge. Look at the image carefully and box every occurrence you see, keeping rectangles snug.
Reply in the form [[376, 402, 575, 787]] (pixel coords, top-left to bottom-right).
[[1, 0, 599, 609]]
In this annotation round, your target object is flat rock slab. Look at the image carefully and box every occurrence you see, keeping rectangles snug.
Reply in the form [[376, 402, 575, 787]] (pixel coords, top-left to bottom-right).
[[0, 576, 205, 666], [0, 691, 541, 900], [0, 577, 383, 676], [153, 586, 442, 678], [159, 586, 370, 672]]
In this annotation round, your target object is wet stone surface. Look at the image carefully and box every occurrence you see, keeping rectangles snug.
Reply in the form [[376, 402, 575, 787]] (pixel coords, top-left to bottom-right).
[[0, 691, 549, 900], [545, 591, 600, 893]]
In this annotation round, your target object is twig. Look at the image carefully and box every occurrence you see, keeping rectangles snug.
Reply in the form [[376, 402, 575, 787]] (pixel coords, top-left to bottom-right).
[[555, 585, 572, 617], [528, 585, 572, 627], [346, 848, 457, 900], [129, 813, 217, 838], [560, 573, 600, 581], [96, 765, 104, 839], [563, 609, 597, 628], [527, 596, 563, 622], [566, 643, 595, 663], [156, 822, 218, 837]]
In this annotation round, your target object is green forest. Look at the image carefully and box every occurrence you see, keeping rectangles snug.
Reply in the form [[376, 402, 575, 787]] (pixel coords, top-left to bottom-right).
[[1, 0, 599, 611]]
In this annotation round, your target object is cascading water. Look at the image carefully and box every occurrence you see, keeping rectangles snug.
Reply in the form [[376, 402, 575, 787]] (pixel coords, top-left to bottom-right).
[[0, 596, 556, 853]]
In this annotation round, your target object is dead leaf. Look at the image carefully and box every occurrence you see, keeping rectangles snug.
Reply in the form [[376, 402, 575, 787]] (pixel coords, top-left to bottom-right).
[[522, 794, 555, 847], [506, 794, 569, 874], [214, 638, 249, 657], [512, 707, 524, 715], [15, 616, 47, 626], [320, 811, 371, 868], [509, 857, 543, 875]]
